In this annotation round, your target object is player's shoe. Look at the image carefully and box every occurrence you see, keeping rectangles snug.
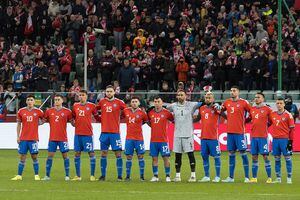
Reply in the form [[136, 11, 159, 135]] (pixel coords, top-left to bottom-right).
[[249, 178, 257, 183], [65, 176, 70, 181], [244, 178, 250, 183], [166, 176, 171, 182], [212, 177, 221, 183], [11, 175, 22, 181], [198, 176, 210, 182], [173, 177, 182, 182], [125, 177, 131, 182], [287, 178, 292, 184], [140, 176, 145, 182], [98, 176, 105, 181], [41, 176, 50, 181], [71, 176, 82, 181], [150, 176, 159, 182], [188, 176, 197, 183], [34, 175, 41, 181], [272, 178, 282, 184], [117, 176, 123, 182], [90, 176, 97, 181], [222, 177, 234, 183], [266, 178, 272, 184]]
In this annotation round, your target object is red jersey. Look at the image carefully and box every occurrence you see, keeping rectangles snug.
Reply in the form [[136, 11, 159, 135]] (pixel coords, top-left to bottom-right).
[[199, 105, 219, 140], [17, 107, 44, 141], [222, 98, 250, 134], [148, 108, 174, 142], [72, 102, 98, 136], [249, 105, 272, 138], [270, 110, 295, 139], [44, 107, 72, 141], [123, 108, 148, 140], [97, 98, 126, 134]]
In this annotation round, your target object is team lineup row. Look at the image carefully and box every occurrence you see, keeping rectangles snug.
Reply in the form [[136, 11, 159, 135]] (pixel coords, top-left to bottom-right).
[[11, 85, 295, 184]]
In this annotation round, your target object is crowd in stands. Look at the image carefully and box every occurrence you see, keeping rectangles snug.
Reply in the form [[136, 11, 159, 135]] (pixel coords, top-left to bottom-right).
[[0, 0, 300, 114]]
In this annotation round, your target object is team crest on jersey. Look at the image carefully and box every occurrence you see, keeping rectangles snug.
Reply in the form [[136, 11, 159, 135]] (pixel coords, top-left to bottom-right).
[[282, 117, 286, 121], [61, 113, 65, 116], [33, 113, 37, 116], [261, 110, 264, 113], [211, 110, 215, 114], [161, 114, 164, 118], [237, 104, 240, 107], [86, 107, 90, 111], [51, 113, 54, 115], [136, 115, 140, 118], [113, 104, 117, 107]]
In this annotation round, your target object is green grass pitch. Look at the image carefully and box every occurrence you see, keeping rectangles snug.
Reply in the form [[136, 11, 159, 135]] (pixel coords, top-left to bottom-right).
[[0, 150, 299, 200]]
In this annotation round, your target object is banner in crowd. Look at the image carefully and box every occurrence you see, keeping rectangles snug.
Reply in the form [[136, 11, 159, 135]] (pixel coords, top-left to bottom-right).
[[0, 123, 299, 152]]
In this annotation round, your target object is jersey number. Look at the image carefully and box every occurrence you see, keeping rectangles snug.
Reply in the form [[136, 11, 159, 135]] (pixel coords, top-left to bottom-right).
[[230, 107, 234, 113], [154, 117, 160, 124], [55, 116, 59, 122], [79, 110, 85, 116], [254, 113, 259, 119], [205, 113, 209, 119], [181, 110, 184, 116], [276, 120, 280, 126], [26, 116, 33, 122], [106, 106, 112, 112], [129, 117, 135, 123]]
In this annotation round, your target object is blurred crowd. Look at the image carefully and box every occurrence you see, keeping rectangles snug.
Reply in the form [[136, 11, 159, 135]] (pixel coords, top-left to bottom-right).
[[0, 0, 300, 107]]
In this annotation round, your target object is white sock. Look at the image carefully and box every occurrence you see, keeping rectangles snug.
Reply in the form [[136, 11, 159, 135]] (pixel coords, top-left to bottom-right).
[[176, 173, 181, 178], [191, 172, 196, 178]]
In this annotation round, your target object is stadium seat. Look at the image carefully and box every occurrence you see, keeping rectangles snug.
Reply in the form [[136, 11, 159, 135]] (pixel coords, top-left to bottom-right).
[[213, 90, 222, 101], [69, 71, 76, 83], [287, 91, 300, 100], [147, 90, 159, 100], [263, 91, 274, 101], [75, 63, 84, 77], [239, 91, 248, 100], [222, 92, 231, 100]]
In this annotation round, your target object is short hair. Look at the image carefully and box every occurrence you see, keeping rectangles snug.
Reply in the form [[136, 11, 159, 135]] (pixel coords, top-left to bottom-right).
[[26, 95, 35, 100], [231, 85, 240, 90], [153, 96, 162, 100], [131, 96, 140, 101], [276, 97, 285, 102], [54, 94, 64, 99], [256, 92, 265, 98], [79, 90, 88, 95], [177, 89, 186, 94], [106, 85, 114, 90], [205, 91, 214, 97]]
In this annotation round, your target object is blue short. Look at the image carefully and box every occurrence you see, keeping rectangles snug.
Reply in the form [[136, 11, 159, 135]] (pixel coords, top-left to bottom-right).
[[251, 137, 269, 155], [272, 138, 291, 156], [74, 135, 94, 152], [150, 142, 170, 157], [124, 139, 145, 155], [201, 139, 220, 157], [100, 133, 122, 151], [227, 133, 247, 151], [18, 141, 38, 155], [48, 141, 69, 153]]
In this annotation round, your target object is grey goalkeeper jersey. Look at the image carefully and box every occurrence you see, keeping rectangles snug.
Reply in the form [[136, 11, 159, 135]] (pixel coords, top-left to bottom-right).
[[167, 101, 202, 138]]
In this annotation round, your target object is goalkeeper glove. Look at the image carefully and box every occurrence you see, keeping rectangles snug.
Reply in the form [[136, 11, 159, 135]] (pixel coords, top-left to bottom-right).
[[287, 140, 293, 152]]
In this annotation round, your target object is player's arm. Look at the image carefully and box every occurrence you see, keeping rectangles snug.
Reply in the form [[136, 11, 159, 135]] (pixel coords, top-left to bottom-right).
[[92, 105, 101, 122], [142, 111, 149, 124], [16, 121, 21, 144], [191, 101, 203, 113], [193, 109, 200, 122]]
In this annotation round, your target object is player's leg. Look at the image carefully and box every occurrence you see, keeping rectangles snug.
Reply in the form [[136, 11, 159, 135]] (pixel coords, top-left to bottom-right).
[[88, 151, 96, 181], [125, 139, 134, 180], [43, 141, 57, 180], [12, 141, 27, 180], [272, 139, 282, 183], [222, 134, 236, 182], [149, 142, 159, 181], [99, 133, 109, 180], [210, 140, 221, 182], [111, 134, 123, 180], [200, 139, 210, 182], [82, 136, 96, 181], [59, 142, 70, 180], [250, 138, 258, 182], [282, 139, 292, 184], [262, 155, 272, 183], [184, 137, 196, 182], [136, 140, 145, 181], [73, 135, 82, 180], [259, 138, 272, 183], [162, 156, 171, 182], [173, 137, 183, 181], [237, 134, 249, 182], [29, 141, 40, 180]]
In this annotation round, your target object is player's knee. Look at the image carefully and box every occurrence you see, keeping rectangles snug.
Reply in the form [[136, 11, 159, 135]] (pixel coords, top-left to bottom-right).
[[284, 156, 291, 161], [239, 150, 246, 155], [31, 154, 38, 160], [137, 154, 143, 159], [75, 152, 81, 157], [127, 155, 133, 160], [152, 157, 158, 163], [274, 156, 281, 161], [252, 155, 258, 161], [229, 151, 235, 156], [115, 151, 122, 158], [101, 151, 108, 157], [62, 153, 68, 159], [89, 152, 95, 157]]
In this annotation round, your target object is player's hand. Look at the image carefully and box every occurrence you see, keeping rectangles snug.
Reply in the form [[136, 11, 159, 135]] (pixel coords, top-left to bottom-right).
[[213, 103, 222, 111], [287, 140, 293, 152], [17, 137, 20, 144]]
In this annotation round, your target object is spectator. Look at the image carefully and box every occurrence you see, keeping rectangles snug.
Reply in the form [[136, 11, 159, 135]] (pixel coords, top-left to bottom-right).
[[284, 95, 299, 121], [59, 48, 72, 87], [87, 49, 98, 90], [151, 50, 165, 90], [160, 81, 174, 103], [99, 50, 115, 89], [242, 50, 254, 91], [118, 59, 136, 92], [1, 62, 13, 85], [33, 61, 49, 92], [213, 50, 226, 91], [68, 79, 81, 105], [12, 65, 23, 92], [176, 57, 189, 83], [163, 52, 176, 90], [112, 8, 126, 51]]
